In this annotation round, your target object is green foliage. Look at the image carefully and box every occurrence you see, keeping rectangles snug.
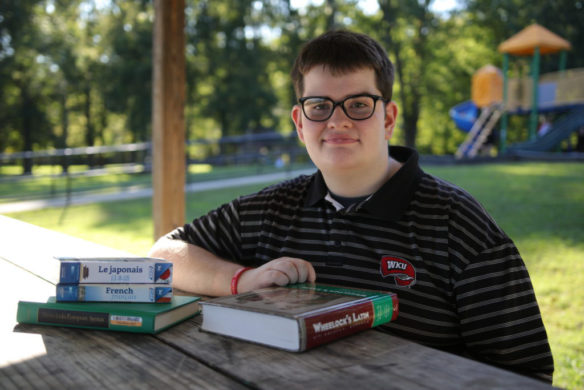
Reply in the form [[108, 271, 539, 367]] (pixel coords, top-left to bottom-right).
[[101, 1, 153, 142], [185, 0, 280, 138], [1, 0, 583, 157], [0, 0, 54, 164]]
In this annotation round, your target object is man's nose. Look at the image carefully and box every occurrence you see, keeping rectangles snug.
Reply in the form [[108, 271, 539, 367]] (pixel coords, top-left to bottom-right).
[[327, 104, 352, 127]]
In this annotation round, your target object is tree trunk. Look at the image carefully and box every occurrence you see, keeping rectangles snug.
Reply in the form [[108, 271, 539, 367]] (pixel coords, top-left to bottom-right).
[[60, 91, 69, 173], [403, 98, 420, 148], [325, 0, 338, 30], [379, 0, 429, 149], [84, 84, 95, 167], [20, 86, 33, 175], [392, 43, 418, 149]]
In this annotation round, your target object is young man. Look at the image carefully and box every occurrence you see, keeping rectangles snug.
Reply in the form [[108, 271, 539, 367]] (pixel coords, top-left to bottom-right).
[[149, 30, 553, 382]]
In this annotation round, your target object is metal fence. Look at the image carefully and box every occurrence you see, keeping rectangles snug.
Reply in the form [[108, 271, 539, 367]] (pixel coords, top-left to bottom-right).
[[0, 133, 308, 202]]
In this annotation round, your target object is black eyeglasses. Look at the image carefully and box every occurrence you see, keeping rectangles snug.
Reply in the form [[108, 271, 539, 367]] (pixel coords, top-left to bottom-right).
[[298, 93, 388, 122]]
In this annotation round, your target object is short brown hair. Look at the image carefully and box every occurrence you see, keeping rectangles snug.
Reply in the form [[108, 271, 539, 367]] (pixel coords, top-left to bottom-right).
[[290, 30, 394, 101]]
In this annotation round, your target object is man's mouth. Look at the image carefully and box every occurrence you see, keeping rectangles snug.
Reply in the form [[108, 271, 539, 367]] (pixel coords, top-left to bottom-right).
[[323, 136, 358, 144]]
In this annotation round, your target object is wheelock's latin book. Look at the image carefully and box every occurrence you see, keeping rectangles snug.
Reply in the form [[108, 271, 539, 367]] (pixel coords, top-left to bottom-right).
[[200, 283, 398, 352], [17, 295, 200, 334], [56, 256, 172, 284], [56, 283, 173, 303]]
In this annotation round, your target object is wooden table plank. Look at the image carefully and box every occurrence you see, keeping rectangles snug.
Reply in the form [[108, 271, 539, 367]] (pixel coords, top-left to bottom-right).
[[0, 248, 246, 390], [0, 215, 135, 284], [3, 325, 246, 390], [158, 315, 554, 390], [0, 257, 56, 333]]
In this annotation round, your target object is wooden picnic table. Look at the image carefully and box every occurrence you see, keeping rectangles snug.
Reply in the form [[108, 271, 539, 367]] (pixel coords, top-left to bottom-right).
[[0, 215, 554, 389]]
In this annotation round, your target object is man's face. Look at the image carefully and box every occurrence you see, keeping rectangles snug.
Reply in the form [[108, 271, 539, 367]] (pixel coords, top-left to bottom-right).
[[291, 66, 397, 176]]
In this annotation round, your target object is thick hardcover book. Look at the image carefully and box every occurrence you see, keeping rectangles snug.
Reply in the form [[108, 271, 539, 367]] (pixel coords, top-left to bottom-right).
[[17, 295, 200, 334], [57, 256, 172, 284], [56, 283, 173, 303], [200, 283, 398, 352]]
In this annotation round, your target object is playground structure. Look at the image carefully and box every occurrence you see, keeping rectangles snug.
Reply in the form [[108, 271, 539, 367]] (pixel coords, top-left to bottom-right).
[[451, 24, 584, 159]]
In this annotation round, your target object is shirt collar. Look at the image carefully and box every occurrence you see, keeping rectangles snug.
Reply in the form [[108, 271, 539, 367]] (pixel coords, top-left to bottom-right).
[[304, 146, 424, 221]]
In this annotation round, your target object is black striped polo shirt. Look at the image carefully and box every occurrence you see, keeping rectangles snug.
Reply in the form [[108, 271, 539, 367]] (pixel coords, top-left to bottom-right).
[[172, 146, 554, 382]]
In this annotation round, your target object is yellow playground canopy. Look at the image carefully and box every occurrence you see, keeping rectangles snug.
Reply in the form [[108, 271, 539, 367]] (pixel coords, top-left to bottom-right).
[[498, 23, 572, 56]]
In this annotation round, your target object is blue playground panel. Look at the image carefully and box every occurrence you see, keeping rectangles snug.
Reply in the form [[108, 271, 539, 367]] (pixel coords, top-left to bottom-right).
[[449, 101, 478, 132]]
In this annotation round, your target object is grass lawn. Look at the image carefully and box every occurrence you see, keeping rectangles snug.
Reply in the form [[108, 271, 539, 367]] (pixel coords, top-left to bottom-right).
[[4, 161, 583, 389], [0, 162, 313, 203]]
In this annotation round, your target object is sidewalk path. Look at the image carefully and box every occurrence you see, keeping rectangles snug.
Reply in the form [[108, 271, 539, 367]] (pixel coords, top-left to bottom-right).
[[0, 168, 316, 214]]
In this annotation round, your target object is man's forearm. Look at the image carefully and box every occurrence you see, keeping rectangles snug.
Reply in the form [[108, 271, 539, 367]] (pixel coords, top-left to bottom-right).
[[148, 236, 240, 296], [149, 236, 317, 296]]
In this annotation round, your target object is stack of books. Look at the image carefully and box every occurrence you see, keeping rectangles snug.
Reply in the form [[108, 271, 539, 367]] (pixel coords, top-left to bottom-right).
[[56, 257, 174, 303], [17, 257, 201, 334]]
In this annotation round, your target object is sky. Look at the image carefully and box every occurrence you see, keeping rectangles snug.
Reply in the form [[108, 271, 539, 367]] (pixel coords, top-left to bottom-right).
[[290, 0, 461, 15], [88, 0, 461, 17]]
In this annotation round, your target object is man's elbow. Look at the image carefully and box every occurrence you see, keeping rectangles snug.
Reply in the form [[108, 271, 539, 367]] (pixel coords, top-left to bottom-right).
[[148, 235, 184, 261]]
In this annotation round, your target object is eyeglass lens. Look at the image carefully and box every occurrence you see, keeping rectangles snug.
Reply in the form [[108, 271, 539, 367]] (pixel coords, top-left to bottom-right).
[[302, 95, 377, 121]]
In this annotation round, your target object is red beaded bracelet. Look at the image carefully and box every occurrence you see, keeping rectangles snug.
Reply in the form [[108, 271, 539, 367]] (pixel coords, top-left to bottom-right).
[[230, 267, 252, 295]]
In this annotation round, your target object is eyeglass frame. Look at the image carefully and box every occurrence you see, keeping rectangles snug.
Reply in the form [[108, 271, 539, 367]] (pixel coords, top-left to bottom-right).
[[298, 93, 389, 122]]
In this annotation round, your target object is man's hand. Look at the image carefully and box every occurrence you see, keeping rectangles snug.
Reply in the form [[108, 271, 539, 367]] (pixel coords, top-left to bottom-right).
[[237, 257, 316, 294]]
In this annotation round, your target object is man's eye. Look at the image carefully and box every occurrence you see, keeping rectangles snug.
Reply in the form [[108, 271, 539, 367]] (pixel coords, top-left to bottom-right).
[[306, 100, 331, 110], [349, 99, 371, 108]]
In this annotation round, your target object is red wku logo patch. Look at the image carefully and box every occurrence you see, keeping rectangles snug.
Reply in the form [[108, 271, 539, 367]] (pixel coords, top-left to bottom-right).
[[380, 256, 416, 287]]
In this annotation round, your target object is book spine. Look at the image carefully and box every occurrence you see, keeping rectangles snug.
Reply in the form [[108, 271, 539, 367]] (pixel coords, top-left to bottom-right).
[[56, 284, 173, 303], [17, 302, 156, 333], [301, 295, 396, 351], [59, 261, 172, 284], [372, 294, 399, 326]]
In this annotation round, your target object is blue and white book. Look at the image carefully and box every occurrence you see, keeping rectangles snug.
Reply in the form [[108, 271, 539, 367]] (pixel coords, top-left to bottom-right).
[[56, 256, 172, 284], [56, 283, 173, 303]]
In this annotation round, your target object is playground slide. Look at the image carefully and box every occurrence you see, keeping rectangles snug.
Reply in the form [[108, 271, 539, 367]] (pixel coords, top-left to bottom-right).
[[449, 101, 478, 132], [506, 108, 584, 153]]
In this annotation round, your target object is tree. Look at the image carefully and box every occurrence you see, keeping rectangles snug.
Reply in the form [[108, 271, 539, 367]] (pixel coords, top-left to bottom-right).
[[100, 0, 154, 143], [185, 0, 278, 140], [0, 0, 55, 172], [376, 0, 436, 150]]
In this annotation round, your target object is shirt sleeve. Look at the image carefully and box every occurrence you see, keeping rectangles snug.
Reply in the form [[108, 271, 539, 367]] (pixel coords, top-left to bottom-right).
[[454, 240, 554, 383], [169, 198, 243, 263]]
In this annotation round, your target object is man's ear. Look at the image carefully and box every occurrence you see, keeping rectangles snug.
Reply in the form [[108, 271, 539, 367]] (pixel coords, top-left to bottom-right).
[[384, 101, 398, 141], [291, 105, 305, 143]]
